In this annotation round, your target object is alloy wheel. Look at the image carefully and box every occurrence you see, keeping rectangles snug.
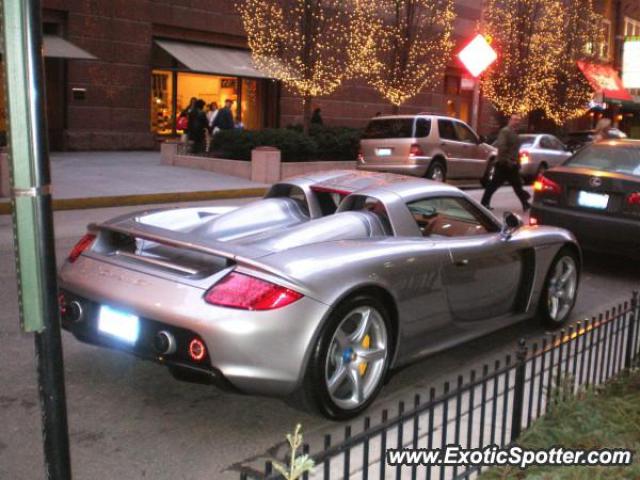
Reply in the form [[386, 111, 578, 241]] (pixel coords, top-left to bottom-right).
[[324, 306, 388, 410], [547, 256, 578, 323]]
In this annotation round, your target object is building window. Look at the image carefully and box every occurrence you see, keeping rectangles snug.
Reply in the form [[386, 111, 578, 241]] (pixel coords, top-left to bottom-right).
[[625, 17, 640, 37], [600, 19, 611, 60], [150, 69, 268, 135]]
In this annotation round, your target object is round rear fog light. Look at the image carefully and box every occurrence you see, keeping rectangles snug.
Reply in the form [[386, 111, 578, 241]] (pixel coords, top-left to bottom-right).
[[188, 338, 207, 362]]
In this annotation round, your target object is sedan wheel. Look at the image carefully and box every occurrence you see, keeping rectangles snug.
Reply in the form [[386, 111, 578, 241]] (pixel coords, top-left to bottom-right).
[[305, 296, 392, 419], [539, 250, 579, 327]]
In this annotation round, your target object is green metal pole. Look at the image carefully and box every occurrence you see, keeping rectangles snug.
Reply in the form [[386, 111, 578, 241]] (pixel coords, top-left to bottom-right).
[[2, 0, 72, 478]]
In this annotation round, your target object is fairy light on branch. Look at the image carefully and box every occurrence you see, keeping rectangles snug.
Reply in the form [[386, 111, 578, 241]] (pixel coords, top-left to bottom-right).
[[482, 0, 564, 116], [366, 0, 455, 108], [543, 0, 603, 124]]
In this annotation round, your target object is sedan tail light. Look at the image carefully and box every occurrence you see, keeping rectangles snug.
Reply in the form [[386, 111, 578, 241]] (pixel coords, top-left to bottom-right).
[[519, 150, 531, 165], [68, 233, 96, 263], [204, 272, 303, 311], [409, 144, 424, 158], [533, 175, 562, 195], [627, 192, 640, 207]]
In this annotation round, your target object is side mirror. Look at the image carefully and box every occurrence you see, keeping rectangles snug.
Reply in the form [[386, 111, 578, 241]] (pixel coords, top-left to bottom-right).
[[501, 211, 522, 239]]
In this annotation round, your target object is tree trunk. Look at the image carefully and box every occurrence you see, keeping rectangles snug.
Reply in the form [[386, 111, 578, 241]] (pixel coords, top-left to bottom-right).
[[392, 104, 400, 115], [303, 95, 313, 135]]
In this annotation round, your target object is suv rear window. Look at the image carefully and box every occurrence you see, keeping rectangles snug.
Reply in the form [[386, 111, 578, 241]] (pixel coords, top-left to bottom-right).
[[362, 119, 414, 139], [565, 144, 640, 176]]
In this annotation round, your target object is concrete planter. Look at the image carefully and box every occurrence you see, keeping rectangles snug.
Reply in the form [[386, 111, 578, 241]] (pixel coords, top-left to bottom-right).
[[162, 140, 356, 183]]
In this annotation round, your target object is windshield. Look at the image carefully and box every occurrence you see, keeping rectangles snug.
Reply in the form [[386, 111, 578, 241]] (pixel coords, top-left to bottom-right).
[[362, 118, 414, 139], [565, 144, 640, 176]]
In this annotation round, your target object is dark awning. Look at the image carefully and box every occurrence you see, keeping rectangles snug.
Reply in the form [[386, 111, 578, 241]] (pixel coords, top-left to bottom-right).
[[1, 35, 96, 59], [154, 39, 269, 79]]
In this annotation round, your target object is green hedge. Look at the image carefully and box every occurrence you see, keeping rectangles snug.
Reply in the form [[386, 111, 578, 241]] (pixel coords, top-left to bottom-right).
[[209, 126, 361, 162]]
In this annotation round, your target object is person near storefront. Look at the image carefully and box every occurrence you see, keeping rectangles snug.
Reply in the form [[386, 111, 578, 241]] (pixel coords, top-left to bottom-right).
[[212, 99, 235, 131], [206, 102, 219, 152], [481, 114, 531, 211], [593, 118, 614, 142], [187, 99, 208, 154]]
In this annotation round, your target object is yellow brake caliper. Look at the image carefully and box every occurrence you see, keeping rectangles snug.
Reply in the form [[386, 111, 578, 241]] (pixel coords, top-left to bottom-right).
[[359, 335, 370, 376]]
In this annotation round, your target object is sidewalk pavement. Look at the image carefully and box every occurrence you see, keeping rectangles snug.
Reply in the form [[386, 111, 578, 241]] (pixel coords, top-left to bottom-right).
[[0, 151, 268, 214]]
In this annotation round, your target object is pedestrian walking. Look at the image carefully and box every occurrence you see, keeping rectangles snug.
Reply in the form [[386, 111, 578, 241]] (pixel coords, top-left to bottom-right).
[[593, 117, 614, 142], [177, 97, 196, 144], [212, 99, 235, 131], [481, 114, 531, 211], [187, 99, 208, 154], [311, 107, 323, 125]]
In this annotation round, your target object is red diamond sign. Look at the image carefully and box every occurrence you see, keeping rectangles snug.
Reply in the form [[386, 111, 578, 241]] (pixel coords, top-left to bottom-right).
[[458, 34, 497, 78]]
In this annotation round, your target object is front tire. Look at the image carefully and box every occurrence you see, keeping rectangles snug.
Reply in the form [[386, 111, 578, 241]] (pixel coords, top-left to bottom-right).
[[304, 295, 393, 420], [538, 248, 579, 328]]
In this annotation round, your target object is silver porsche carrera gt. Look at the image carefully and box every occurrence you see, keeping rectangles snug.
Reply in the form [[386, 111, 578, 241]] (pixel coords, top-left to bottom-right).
[[59, 171, 581, 419]]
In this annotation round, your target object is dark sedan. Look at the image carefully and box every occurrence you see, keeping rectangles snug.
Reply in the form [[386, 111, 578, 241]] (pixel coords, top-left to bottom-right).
[[530, 139, 640, 258]]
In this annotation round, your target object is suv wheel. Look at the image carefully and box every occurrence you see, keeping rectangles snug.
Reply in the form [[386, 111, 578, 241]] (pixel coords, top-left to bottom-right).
[[426, 160, 446, 182]]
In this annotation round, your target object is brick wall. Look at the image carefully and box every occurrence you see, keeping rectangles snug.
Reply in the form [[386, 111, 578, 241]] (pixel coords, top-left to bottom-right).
[[43, 0, 491, 150]]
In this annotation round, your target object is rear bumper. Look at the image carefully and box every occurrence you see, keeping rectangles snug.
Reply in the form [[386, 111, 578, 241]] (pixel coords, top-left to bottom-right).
[[59, 256, 331, 396], [531, 203, 640, 257], [357, 159, 428, 177]]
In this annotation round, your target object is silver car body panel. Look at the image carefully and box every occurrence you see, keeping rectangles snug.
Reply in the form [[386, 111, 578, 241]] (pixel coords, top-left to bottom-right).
[[518, 134, 572, 178], [59, 171, 579, 396]]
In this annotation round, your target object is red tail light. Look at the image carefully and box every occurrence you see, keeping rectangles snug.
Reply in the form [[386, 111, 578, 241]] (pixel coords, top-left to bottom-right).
[[68, 233, 96, 263], [519, 150, 531, 165], [529, 216, 538, 226], [627, 192, 640, 206], [357, 149, 364, 162], [204, 272, 303, 311], [188, 338, 207, 362], [533, 175, 561, 195], [409, 144, 424, 157]]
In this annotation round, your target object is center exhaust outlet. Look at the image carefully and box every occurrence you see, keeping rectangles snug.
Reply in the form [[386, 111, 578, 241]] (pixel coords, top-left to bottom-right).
[[153, 330, 176, 355]]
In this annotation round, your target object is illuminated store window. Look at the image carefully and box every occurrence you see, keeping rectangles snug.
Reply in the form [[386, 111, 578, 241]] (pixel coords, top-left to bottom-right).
[[241, 78, 264, 130], [151, 69, 173, 135]]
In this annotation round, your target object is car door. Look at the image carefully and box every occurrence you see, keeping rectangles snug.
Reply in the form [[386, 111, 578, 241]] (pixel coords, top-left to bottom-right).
[[453, 121, 487, 178], [406, 195, 525, 322], [548, 135, 573, 166], [437, 119, 464, 178]]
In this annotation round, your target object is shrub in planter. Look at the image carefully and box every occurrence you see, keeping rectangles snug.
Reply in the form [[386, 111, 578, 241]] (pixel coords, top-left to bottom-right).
[[210, 129, 318, 162]]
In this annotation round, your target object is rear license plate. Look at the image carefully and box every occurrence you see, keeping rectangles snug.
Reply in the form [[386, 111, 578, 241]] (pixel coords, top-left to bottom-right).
[[577, 190, 609, 210], [375, 148, 392, 157], [98, 305, 139, 344]]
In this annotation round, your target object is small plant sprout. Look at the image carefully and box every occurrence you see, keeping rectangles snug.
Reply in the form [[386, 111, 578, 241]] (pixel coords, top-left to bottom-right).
[[272, 424, 315, 480]]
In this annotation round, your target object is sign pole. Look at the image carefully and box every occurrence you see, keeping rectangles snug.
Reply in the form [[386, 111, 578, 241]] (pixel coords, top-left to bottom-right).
[[2, 1, 72, 478]]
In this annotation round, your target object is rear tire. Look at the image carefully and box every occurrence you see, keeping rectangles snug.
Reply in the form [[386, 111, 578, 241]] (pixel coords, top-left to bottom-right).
[[301, 295, 393, 420], [426, 159, 447, 182], [538, 248, 579, 329]]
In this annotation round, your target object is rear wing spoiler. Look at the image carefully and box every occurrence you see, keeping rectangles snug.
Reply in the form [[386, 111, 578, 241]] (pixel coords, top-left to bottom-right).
[[87, 220, 300, 285]]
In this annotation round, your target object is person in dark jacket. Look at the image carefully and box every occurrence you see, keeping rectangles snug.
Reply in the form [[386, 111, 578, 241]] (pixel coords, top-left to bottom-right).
[[481, 114, 531, 211], [212, 99, 235, 131], [311, 107, 323, 125], [187, 99, 208, 154]]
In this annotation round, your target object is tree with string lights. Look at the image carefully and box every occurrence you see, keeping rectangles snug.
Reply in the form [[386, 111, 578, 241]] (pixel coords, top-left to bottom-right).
[[237, 0, 375, 133], [543, 0, 602, 124], [482, 0, 565, 117], [365, 0, 455, 112]]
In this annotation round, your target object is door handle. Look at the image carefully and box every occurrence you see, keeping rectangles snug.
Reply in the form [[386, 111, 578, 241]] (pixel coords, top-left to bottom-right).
[[454, 259, 469, 267]]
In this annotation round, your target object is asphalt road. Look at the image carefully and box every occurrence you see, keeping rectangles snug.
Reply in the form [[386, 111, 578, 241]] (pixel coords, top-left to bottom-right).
[[0, 187, 638, 480]]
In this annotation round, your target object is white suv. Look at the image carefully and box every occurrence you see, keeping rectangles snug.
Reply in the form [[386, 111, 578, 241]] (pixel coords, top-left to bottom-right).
[[357, 114, 497, 183]]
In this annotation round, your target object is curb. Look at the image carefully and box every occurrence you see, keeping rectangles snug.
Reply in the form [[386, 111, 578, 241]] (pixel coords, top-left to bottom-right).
[[0, 187, 268, 216]]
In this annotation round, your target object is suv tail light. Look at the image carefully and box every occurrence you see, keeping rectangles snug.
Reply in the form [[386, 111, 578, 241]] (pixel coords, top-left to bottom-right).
[[626, 192, 640, 207], [533, 175, 562, 195], [519, 150, 531, 165], [409, 144, 424, 158], [68, 233, 96, 263], [204, 272, 303, 311]]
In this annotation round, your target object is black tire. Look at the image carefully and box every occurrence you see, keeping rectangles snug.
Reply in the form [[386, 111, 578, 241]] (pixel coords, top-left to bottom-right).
[[425, 159, 447, 182], [301, 295, 394, 420], [481, 158, 496, 188], [538, 248, 580, 329]]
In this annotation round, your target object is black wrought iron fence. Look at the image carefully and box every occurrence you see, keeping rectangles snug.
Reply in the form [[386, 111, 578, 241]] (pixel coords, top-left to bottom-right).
[[241, 292, 639, 480]]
